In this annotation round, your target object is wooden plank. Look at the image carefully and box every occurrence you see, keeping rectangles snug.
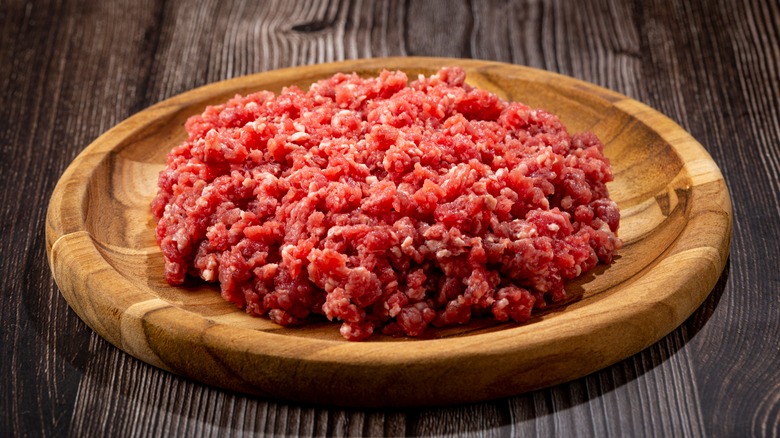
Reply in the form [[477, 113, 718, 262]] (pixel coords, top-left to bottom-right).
[[2, 0, 779, 436]]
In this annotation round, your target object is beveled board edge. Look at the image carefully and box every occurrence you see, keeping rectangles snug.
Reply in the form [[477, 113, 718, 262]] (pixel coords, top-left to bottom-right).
[[46, 57, 732, 407]]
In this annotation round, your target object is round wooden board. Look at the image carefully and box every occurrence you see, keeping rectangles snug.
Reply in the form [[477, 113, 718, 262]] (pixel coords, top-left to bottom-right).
[[45, 57, 731, 407]]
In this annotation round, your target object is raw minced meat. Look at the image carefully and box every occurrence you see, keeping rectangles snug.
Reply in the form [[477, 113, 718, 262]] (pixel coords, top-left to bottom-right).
[[152, 67, 622, 341]]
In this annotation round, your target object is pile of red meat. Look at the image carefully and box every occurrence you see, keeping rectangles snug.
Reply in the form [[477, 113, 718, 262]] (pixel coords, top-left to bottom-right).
[[152, 67, 621, 340]]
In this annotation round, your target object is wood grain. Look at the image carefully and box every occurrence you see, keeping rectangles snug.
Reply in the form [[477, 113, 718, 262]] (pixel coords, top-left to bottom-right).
[[2, 0, 778, 435], [45, 58, 731, 407]]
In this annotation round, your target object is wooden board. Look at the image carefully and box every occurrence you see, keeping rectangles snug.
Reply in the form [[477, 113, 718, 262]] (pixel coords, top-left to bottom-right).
[[45, 57, 731, 407]]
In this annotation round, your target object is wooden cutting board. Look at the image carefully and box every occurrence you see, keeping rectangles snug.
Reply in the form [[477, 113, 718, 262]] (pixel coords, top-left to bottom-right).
[[45, 57, 731, 407]]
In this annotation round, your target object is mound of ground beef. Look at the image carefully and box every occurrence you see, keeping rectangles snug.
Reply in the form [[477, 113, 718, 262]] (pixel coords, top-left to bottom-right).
[[152, 67, 621, 341]]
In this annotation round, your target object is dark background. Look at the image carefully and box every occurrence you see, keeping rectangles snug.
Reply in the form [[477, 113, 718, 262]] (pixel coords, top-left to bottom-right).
[[1, 0, 778, 436]]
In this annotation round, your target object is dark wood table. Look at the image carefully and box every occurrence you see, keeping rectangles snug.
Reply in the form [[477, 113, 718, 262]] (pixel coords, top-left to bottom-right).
[[2, 0, 778, 436]]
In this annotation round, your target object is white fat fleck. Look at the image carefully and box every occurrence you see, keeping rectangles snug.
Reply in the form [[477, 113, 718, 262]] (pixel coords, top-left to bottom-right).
[[387, 304, 402, 318], [484, 195, 497, 210], [173, 228, 189, 251], [436, 249, 452, 259], [547, 223, 560, 232], [202, 269, 215, 282], [401, 236, 414, 248], [324, 278, 339, 292], [289, 131, 310, 143], [280, 245, 296, 264], [366, 175, 378, 184], [517, 163, 528, 176]]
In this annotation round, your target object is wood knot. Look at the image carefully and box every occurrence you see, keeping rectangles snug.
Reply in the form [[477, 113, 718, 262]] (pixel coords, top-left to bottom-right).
[[291, 19, 333, 33]]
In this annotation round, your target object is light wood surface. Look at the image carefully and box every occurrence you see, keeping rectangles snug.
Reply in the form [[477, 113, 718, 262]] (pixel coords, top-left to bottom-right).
[[45, 57, 731, 407]]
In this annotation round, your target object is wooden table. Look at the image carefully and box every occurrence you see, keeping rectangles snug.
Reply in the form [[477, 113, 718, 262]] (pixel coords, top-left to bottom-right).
[[2, 0, 777, 436]]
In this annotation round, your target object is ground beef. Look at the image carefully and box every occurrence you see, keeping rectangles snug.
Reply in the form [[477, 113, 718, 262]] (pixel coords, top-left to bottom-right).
[[152, 67, 622, 341]]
